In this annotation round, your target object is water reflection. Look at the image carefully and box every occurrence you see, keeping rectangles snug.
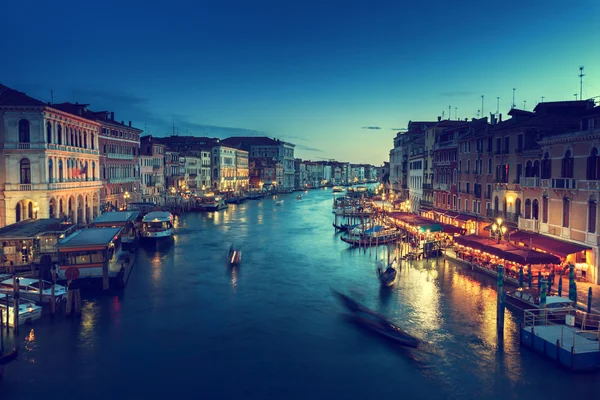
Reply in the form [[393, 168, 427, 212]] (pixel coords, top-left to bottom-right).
[[79, 301, 99, 349], [230, 266, 238, 292], [24, 328, 36, 363]]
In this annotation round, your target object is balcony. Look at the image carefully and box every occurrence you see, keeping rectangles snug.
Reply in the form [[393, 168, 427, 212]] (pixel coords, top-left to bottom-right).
[[518, 217, 539, 232], [48, 180, 103, 190], [434, 183, 449, 191], [420, 200, 433, 207], [551, 178, 577, 189], [561, 227, 571, 239], [486, 209, 519, 223], [107, 153, 134, 160], [436, 160, 451, 166], [519, 177, 540, 188], [432, 140, 457, 150], [585, 232, 598, 246], [152, 165, 161, 170], [577, 180, 600, 191], [109, 177, 138, 184], [422, 183, 433, 190]]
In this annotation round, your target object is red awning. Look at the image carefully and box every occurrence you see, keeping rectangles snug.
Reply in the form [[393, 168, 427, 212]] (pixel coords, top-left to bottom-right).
[[454, 213, 473, 222], [454, 235, 561, 265], [508, 231, 590, 258]]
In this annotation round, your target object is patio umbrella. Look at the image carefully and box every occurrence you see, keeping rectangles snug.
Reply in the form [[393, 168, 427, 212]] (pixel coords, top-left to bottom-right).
[[558, 273, 563, 297], [568, 264, 577, 304], [518, 266, 524, 288], [527, 267, 533, 289], [539, 279, 547, 309]]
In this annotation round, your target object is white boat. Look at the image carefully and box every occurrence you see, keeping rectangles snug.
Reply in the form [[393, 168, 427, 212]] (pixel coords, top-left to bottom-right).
[[297, 194, 302, 200], [275, 200, 284, 206], [332, 186, 345, 192], [195, 196, 228, 211], [140, 211, 174, 241], [0, 277, 67, 304], [0, 296, 42, 327]]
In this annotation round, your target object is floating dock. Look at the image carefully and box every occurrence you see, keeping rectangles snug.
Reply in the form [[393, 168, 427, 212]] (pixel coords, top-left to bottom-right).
[[520, 308, 600, 371]]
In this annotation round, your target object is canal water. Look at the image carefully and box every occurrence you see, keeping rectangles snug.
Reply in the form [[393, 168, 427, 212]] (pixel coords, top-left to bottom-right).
[[1, 188, 597, 399]]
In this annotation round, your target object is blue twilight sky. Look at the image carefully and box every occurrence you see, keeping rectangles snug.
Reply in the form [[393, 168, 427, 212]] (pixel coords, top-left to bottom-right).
[[1, 0, 599, 165]]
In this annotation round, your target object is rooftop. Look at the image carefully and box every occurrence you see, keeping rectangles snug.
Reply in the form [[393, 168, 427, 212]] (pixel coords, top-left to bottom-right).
[[56, 227, 123, 248], [221, 136, 294, 147], [51, 102, 142, 131], [91, 211, 140, 225], [0, 83, 47, 107], [0, 218, 74, 239]]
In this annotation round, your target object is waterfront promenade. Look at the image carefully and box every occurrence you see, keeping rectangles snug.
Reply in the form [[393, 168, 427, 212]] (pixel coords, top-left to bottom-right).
[[1, 188, 598, 399]]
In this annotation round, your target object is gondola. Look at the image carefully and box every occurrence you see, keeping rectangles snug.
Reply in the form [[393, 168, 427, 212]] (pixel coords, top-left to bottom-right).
[[0, 347, 18, 365], [378, 264, 397, 287], [331, 289, 365, 313], [340, 234, 402, 246]]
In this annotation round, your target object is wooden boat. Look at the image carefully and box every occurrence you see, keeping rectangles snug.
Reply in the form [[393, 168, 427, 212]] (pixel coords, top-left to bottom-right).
[[332, 223, 358, 232], [352, 313, 420, 348], [506, 288, 573, 311], [378, 264, 397, 287], [0, 347, 18, 365], [331, 290, 419, 348], [341, 233, 402, 247]]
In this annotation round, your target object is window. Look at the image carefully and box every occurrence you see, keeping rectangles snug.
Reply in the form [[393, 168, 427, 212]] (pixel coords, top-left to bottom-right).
[[541, 152, 552, 179], [48, 159, 53, 182], [494, 196, 499, 212], [20, 158, 31, 184], [562, 198, 570, 227], [472, 200, 476, 213], [587, 148, 600, 180], [18, 119, 30, 142], [459, 161, 462, 173], [487, 158, 492, 175], [46, 121, 52, 143], [503, 136, 510, 154], [561, 150, 573, 178], [532, 199, 539, 220], [589, 197, 597, 233], [57, 125, 62, 145], [525, 198, 531, 219], [58, 159, 64, 182], [515, 198, 521, 217]]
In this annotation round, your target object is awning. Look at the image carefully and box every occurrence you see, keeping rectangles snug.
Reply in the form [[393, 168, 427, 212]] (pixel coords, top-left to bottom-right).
[[444, 211, 460, 218], [454, 235, 561, 265], [454, 213, 473, 222], [508, 231, 591, 258]]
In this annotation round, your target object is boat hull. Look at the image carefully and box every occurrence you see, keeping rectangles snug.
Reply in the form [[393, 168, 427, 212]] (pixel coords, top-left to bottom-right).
[[341, 235, 401, 246]]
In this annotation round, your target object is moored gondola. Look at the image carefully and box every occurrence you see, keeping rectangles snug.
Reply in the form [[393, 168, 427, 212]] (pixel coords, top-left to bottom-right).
[[0, 347, 18, 365]]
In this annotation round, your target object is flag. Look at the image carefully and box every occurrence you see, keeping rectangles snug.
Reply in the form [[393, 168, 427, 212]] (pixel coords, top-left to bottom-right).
[[73, 163, 87, 178]]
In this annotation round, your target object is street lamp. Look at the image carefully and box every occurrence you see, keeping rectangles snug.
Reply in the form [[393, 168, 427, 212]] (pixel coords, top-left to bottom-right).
[[124, 191, 130, 209], [491, 217, 507, 244]]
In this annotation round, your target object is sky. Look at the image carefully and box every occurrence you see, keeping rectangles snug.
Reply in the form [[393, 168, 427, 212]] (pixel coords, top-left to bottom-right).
[[1, 0, 600, 165]]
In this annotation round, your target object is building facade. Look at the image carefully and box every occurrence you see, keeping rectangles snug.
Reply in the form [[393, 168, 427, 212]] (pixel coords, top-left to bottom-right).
[[140, 136, 165, 204]]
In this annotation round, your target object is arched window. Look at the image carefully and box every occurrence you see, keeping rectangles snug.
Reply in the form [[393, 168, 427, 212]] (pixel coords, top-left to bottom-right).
[[83, 131, 87, 149], [58, 159, 64, 182], [562, 198, 570, 227], [85, 161, 89, 181], [79, 130, 83, 148], [589, 196, 597, 233], [494, 196, 499, 212], [541, 152, 552, 179], [90, 133, 95, 150], [453, 169, 457, 184], [57, 125, 62, 145], [18, 119, 30, 142], [459, 160, 462, 173], [467, 160, 471, 174], [515, 198, 521, 218], [70, 128, 74, 146], [542, 196, 548, 223], [20, 158, 31, 184], [533, 160, 540, 177], [525, 161, 532, 177], [487, 158, 492, 175], [46, 121, 52, 143], [92, 162, 96, 181], [15, 203, 21, 222], [503, 197, 508, 217], [561, 150, 574, 178], [532, 199, 539, 220], [525, 198, 531, 219], [28, 202, 33, 219], [48, 159, 53, 182], [587, 148, 599, 180]]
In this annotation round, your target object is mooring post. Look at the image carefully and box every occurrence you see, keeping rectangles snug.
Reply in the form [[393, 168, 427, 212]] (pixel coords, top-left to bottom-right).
[[588, 287, 593, 314], [497, 264, 505, 338], [13, 277, 19, 335], [0, 309, 3, 353], [50, 265, 56, 317]]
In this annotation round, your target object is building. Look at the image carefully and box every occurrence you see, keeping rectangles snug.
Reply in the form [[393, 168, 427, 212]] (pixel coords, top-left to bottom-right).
[[51, 104, 142, 211], [212, 145, 237, 192], [234, 148, 249, 192], [164, 149, 184, 193], [407, 136, 425, 212], [220, 137, 296, 189], [180, 150, 211, 193], [250, 158, 282, 191], [140, 135, 165, 204], [0, 84, 103, 227]]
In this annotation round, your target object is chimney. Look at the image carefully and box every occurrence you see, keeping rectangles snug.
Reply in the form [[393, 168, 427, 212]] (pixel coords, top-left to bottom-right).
[[437, 116, 441, 122], [129, 121, 132, 127], [499, 114, 502, 122], [464, 118, 468, 121], [111, 112, 115, 121]]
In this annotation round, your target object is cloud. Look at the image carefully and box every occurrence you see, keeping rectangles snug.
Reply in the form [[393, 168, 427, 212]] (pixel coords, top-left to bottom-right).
[[440, 91, 474, 97], [295, 144, 323, 153], [362, 126, 381, 130]]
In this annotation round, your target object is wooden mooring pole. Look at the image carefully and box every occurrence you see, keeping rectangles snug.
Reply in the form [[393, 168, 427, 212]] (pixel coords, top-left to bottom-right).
[[50, 266, 56, 317], [497, 264, 505, 339]]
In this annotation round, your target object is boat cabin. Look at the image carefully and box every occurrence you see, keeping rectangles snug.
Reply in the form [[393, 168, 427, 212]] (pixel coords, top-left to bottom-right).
[[91, 211, 140, 250], [0, 218, 76, 273], [126, 202, 157, 218], [55, 227, 124, 290]]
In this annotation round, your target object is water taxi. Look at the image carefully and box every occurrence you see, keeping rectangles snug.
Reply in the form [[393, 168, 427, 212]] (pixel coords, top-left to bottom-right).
[[0, 277, 67, 304], [194, 194, 228, 211], [332, 186, 345, 192], [140, 212, 174, 241]]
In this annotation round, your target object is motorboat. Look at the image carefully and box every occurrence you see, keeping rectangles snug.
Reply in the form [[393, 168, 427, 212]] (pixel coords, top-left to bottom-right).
[[297, 194, 302, 200], [332, 186, 345, 192], [506, 288, 574, 312], [0, 278, 67, 305], [194, 195, 229, 211], [0, 296, 42, 327], [275, 200, 284, 206], [228, 244, 242, 266], [378, 261, 397, 287], [140, 211, 174, 242]]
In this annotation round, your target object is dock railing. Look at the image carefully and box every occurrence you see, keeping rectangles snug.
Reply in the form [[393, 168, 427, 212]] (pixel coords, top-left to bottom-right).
[[524, 307, 600, 352]]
